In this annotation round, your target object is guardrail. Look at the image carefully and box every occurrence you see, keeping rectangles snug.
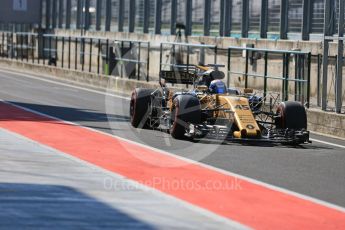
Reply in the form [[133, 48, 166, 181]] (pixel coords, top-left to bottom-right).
[[0, 32, 150, 81], [227, 46, 311, 107], [1, 31, 340, 112]]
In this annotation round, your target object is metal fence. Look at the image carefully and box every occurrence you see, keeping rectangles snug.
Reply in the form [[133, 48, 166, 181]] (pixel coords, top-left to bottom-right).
[[2, 31, 344, 113], [0, 32, 150, 81], [227, 46, 311, 107], [322, 0, 344, 114], [0, 0, 332, 40]]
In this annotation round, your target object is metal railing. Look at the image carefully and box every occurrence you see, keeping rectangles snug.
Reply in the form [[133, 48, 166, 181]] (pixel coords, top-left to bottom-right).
[[227, 46, 311, 107], [2, 31, 341, 113], [0, 0, 327, 41], [0, 32, 150, 81]]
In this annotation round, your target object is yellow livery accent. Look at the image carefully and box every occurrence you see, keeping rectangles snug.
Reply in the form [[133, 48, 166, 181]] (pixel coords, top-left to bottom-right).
[[221, 96, 261, 138]]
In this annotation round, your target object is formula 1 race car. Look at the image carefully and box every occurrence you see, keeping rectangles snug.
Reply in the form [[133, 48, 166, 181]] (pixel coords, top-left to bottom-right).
[[130, 64, 310, 145]]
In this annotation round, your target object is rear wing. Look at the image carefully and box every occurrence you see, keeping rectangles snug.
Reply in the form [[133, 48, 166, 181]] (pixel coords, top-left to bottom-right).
[[159, 70, 197, 85]]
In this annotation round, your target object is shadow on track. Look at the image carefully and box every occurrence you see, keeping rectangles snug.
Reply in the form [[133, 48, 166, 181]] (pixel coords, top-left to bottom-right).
[[0, 101, 129, 130]]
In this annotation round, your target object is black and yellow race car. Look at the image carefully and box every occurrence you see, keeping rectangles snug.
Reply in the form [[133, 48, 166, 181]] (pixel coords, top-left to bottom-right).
[[130, 64, 310, 145]]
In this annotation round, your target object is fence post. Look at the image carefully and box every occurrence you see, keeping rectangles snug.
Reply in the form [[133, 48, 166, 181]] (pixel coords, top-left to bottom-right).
[[118, 0, 124, 32], [68, 36, 71, 69], [155, 0, 162, 34], [302, 0, 312, 40], [282, 53, 289, 101], [46, 0, 51, 29], [264, 52, 268, 99], [224, 0, 232, 36], [244, 49, 249, 88], [307, 53, 311, 108], [285, 53, 290, 101], [280, 0, 288, 39], [317, 54, 321, 107], [75, 37, 78, 70], [96, 0, 102, 31], [227, 48, 231, 87], [76, 0, 82, 29], [120, 41, 124, 78], [129, 0, 136, 33], [185, 0, 192, 36], [61, 36, 65, 68], [159, 43, 163, 74], [26, 34, 29, 62], [81, 38, 85, 71], [144, 0, 150, 33], [48, 36, 51, 62], [55, 36, 58, 64], [204, 0, 211, 36], [260, 0, 268, 38], [89, 38, 93, 72], [66, 0, 72, 29], [242, 0, 249, 38], [106, 39, 109, 75], [32, 34, 35, 63], [97, 39, 100, 74], [58, 0, 64, 28], [219, 0, 225, 36], [21, 34, 24, 61], [84, 0, 90, 30], [52, 0, 57, 29], [170, 0, 177, 35], [105, 0, 111, 31], [335, 0, 344, 113], [11, 33, 14, 59], [5, 33, 7, 58], [147, 43, 150, 82], [42, 35, 45, 65], [137, 42, 141, 81]]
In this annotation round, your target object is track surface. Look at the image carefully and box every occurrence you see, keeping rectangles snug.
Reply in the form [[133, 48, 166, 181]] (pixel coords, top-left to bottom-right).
[[1, 68, 345, 208], [1, 129, 239, 229]]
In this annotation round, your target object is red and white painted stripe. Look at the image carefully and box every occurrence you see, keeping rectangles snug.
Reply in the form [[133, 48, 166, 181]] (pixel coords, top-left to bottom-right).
[[0, 101, 344, 229]]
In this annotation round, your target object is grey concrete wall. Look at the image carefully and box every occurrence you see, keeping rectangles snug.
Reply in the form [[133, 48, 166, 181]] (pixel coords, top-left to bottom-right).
[[307, 109, 345, 138]]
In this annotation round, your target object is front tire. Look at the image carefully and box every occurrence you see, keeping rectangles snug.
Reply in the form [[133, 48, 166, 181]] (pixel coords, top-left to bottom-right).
[[170, 95, 201, 139], [275, 101, 307, 129]]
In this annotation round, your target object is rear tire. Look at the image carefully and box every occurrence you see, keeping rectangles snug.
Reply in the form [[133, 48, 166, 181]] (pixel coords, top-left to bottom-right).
[[130, 88, 155, 128], [275, 101, 307, 129], [170, 95, 201, 139]]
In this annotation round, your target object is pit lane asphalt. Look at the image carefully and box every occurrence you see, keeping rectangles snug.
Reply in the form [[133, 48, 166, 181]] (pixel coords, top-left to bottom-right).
[[1, 69, 345, 208]]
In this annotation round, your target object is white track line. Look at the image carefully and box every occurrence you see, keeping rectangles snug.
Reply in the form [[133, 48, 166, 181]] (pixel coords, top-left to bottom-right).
[[2, 99, 345, 214], [310, 138, 345, 149]]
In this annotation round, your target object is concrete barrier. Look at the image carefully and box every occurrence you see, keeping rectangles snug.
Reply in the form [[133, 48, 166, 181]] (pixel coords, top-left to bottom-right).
[[0, 59, 159, 96], [307, 109, 345, 138], [0, 59, 344, 139]]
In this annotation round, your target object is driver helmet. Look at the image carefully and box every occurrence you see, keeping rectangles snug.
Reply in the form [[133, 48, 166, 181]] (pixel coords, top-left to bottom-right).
[[209, 79, 227, 94]]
